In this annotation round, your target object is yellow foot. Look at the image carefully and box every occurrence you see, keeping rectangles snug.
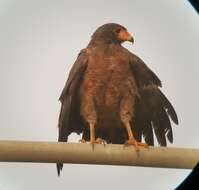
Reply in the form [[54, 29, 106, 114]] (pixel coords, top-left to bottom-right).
[[95, 138, 106, 146], [124, 139, 149, 151], [89, 138, 106, 149]]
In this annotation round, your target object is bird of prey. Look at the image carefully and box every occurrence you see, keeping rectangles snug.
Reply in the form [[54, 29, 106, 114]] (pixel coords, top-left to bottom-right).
[[57, 23, 178, 175]]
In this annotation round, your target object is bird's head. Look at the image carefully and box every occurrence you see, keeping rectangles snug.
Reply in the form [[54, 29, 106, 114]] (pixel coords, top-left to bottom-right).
[[91, 23, 134, 45]]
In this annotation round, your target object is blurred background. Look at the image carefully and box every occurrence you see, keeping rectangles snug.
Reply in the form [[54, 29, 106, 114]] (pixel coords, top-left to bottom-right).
[[0, 0, 198, 189]]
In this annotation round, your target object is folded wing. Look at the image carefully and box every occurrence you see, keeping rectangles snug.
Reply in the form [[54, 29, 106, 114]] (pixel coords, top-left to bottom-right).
[[57, 49, 88, 175]]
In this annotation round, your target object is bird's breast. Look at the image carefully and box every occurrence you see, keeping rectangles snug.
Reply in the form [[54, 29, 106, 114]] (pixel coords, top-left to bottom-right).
[[80, 53, 135, 110]]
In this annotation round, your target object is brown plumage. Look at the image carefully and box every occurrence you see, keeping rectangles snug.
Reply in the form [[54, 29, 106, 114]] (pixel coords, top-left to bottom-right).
[[57, 23, 178, 175]]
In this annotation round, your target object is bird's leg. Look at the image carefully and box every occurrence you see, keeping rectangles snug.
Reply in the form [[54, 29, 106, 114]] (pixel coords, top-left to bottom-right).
[[124, 122, 138, 151], [80, 97, 97, 148], [120, 95, 148, 151], [88, 123, 106, 148], [89, 123, 95, 149], [124, 122, 148, 151]]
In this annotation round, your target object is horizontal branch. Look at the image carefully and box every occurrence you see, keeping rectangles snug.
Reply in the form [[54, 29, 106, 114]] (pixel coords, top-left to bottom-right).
[[0, 140, 198, 169]]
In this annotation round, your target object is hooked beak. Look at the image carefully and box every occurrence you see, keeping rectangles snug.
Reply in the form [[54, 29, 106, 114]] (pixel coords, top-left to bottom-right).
[[127, 34, 134, 44], [118, 30, 134, 44]]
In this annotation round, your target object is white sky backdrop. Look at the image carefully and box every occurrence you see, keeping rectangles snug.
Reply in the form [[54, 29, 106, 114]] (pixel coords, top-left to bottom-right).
[[0, 0, 198, 189]]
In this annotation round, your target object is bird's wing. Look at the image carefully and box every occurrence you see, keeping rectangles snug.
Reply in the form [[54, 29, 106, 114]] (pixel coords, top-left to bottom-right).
[[135, 85, 178, 146], [59, 49, 88, 103], [129, 52, 162, 88], [129, 53, 178, 146], [57, 49, 88, 175]]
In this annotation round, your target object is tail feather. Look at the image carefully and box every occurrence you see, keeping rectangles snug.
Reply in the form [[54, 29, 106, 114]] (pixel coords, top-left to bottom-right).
[[56, 163, 63, 176], [57, 125, 69, 177]]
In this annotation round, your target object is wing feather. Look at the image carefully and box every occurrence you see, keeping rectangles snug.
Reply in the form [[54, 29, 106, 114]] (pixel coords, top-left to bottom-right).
[[57, 49, 88, 176], [129, 52, 162, 87], [129, 53, 178, 147]]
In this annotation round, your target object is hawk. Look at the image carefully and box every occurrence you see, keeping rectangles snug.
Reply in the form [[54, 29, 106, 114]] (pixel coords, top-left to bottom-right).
[[57, 23, 178, 175]]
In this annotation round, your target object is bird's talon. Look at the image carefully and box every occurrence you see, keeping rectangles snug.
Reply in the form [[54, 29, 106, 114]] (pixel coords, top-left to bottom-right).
[[90, 139, 95, 150], [89, 138, 106, 149], [95, 138, 106, 145], [79, 139, 86, 143], [124, 139, 148, 151]]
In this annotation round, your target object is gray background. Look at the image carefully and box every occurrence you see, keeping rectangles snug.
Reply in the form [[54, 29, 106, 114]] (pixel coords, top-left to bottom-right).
[[0, 0, 198, 189]]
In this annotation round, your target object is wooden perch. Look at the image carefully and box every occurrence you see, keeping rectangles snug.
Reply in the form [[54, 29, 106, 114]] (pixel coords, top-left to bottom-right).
[[0, 140, 198, 169]]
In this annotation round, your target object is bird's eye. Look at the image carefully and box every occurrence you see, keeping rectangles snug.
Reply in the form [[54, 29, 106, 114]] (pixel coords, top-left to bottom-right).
[[115, 28, 122, 33]]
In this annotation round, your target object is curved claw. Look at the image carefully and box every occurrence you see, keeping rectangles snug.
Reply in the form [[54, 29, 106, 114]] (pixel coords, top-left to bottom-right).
[[124, 139, 149, 151], [95, 138, 106, 146], [89, 138, 106, 149], [90, 139, 95, 150]]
